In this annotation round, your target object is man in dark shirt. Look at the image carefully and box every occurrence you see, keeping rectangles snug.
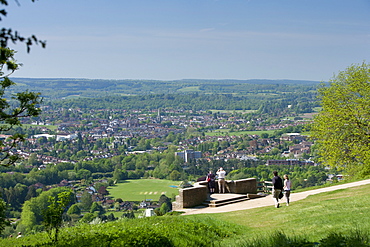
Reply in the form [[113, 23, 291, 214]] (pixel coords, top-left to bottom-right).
[[272, 171, 283, 208]]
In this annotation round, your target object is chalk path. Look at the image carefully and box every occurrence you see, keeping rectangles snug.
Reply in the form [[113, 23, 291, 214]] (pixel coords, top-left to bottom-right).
[[180, 179, 370, 215]]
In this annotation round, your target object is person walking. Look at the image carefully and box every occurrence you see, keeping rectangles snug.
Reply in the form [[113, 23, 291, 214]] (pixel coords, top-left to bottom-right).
[[206, 171, 216, 194], [283, 174, 292, 206], [216, 167, 227, 193], [272, 171, 283, 208]]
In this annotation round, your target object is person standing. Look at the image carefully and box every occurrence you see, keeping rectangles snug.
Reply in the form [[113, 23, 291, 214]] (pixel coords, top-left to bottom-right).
[[206, 171, 216, 194], [283, 174, 292, 206], [216, 167, 226, 193], [272, 171, 283, 208]]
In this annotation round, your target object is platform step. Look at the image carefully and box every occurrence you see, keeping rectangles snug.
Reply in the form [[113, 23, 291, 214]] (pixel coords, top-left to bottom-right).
[[203, 194, 250, 207]]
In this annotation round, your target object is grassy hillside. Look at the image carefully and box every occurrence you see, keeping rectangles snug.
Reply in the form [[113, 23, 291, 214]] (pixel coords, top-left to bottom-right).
[[2, 184, 370, 246], [206, 183, 370, 245], [107, 179, 180, 201]]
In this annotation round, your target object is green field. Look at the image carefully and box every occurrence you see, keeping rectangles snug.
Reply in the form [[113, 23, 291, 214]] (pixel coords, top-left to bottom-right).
[[177, 86, 201, 92], [22, 124, 58, 130], [107, 179, 180, 201]]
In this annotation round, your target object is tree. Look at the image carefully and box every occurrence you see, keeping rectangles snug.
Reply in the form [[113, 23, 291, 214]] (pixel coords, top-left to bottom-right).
[[159, 202, 170, 215], [158, 194, 172, 213], [0, 53, 42, 165], [89, 202, 104, 215], [79, 191, 93, 211], [0, 1, 45, 166], [20, 187, 72, 230], [42, 191, 72, 243], [169, 170, 181, 181], [0, 197, 8, 234], [121, 210, 135, 219], [311, 63, 370, 177], [0, 0, 45, 233], [79, 212, 96, 223], [25, 185, 37, 201], [67, 204, 81, 216]]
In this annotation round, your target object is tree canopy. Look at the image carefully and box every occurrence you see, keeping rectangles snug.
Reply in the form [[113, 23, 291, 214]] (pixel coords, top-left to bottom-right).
[[0, 0, 45, 166], [311, 63, 370, 177]]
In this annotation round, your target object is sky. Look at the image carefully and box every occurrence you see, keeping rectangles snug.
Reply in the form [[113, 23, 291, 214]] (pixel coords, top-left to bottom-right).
[[2, 0, 370, 81]]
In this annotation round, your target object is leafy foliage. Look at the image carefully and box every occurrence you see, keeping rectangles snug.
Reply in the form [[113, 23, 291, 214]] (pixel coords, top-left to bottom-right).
[[20, 187, 73, 230], [6, 216, 243, 246], [311, 63, 370, 177], [0, 196, 8, 234], [42, 191, 72, 243], [0, 0, 45, 166], [0, 48, 42, 165]]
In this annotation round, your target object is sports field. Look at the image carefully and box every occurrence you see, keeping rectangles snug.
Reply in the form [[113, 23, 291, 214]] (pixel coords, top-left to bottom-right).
[[107, 179, 180, 201]]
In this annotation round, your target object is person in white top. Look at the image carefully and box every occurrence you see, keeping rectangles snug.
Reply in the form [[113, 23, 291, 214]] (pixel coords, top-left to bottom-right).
[[216, 167, 227, 193], [283, 174, 292, 206]]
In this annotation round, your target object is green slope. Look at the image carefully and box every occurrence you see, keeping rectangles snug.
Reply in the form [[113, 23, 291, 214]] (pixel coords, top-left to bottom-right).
[[3, 183, 370, 246]]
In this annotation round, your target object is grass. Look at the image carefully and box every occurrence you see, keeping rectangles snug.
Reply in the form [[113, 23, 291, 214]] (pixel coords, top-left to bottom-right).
[[107, 179, 180, 201], [291, 177, 370, 193], [3, 182, 370, 246], [193, 183, 370, 244], [22, 124, 58, 130]]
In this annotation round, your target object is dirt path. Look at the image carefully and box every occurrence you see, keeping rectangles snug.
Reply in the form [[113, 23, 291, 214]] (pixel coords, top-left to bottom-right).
[[180, 179, 370, 215]]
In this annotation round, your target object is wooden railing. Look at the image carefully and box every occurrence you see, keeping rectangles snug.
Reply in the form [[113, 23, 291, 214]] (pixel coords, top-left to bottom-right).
[[257, 181, 273, 193]]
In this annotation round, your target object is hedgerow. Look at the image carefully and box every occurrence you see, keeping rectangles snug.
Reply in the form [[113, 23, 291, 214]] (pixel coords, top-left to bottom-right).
[[1, 216, 243, 247]]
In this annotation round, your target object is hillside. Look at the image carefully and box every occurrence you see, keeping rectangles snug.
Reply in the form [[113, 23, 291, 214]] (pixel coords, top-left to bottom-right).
[[3, 181, 370, 246], [9, 78, 320, 100]]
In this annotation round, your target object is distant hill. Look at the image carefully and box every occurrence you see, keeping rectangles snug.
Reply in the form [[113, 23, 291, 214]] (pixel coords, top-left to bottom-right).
[[180, 78, 321, 85], [9, 78, 321, 100]]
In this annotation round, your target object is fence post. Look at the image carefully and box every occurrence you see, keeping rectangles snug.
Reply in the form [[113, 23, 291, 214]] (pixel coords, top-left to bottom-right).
[[263, 181, 273, 194]]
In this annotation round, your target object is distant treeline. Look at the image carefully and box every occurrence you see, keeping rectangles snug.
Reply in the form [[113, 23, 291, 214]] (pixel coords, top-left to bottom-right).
[[10, 78, 320, 99], [47, 93, 317, 113]]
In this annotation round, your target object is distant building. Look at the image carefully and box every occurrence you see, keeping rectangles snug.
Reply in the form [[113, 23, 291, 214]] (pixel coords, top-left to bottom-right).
[[145, 208, 156, 217], [33, 133, 78, 142], [175, 149, 202, 162], [281, 133, 307, 142], [266, 159, 315, 166], [0, 134, 11, 141]]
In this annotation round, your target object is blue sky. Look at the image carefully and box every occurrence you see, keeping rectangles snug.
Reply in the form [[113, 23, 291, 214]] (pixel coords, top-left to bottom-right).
[[2, 0, 370, 81]]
